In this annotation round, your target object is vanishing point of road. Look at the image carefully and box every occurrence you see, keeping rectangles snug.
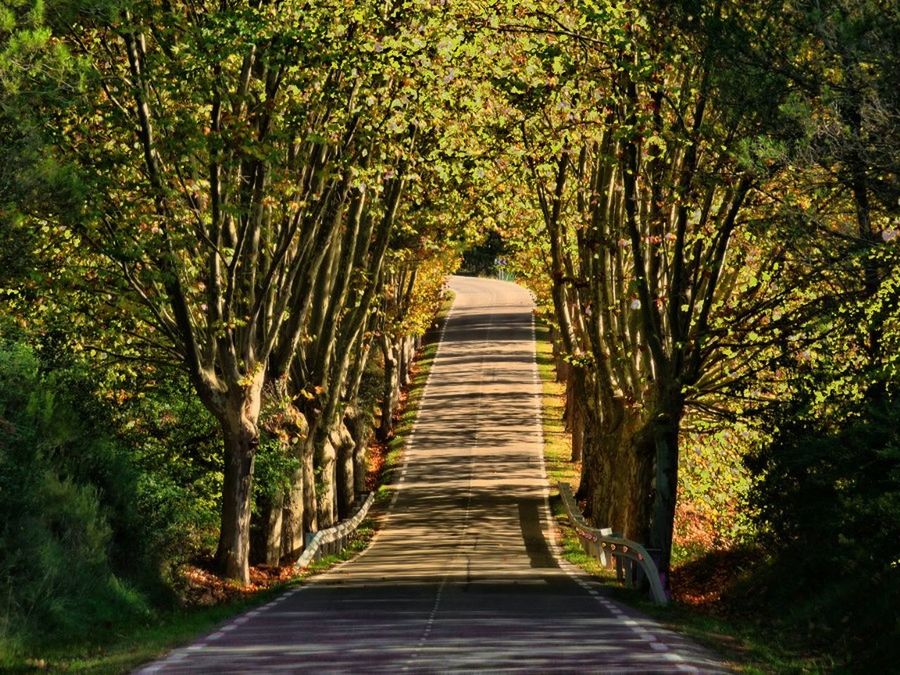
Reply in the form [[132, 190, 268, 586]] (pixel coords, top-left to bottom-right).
[[138, 276, 725, 674]]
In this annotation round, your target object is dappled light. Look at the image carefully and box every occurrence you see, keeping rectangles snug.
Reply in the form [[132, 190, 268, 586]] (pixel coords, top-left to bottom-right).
[[139, 278, 722, 672], [2, 0, 896, 670]]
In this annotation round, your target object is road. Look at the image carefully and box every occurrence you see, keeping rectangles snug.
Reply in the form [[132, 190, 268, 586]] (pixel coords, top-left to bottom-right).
[[138, 276, 724, 674]]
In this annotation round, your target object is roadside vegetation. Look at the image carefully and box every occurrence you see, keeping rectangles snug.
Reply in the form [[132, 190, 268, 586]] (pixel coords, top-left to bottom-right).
[[535, 317, 898, 672], [1, 0, 897, 671], [0, 297, 451, 671], [492, 2, 898, 671]]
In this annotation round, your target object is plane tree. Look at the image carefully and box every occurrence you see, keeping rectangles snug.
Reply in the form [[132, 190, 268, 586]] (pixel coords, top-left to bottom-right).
[[491, 0, 808, 584], [37, 0, 467, 583]]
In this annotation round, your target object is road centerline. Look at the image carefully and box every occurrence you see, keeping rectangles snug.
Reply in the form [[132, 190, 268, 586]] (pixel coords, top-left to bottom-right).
[[136, 276, 724, 674]]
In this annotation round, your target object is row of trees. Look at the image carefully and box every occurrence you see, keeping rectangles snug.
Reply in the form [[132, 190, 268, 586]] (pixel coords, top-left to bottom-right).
[[1, 0, 896, 649], [2, 0, 494, 586], [490, 0, 898, 589]]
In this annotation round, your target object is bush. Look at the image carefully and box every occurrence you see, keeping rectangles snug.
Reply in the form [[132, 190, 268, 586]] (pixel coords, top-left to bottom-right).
[[750, 397, 900, 573], [0, 342, 150, 649], [111, 378, 222, 582], [746, 394, 900, 669], [0, 338, 221, 653]]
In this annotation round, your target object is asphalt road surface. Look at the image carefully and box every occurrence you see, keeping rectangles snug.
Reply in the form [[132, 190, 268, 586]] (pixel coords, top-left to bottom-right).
[[138, 276, 725, 674]]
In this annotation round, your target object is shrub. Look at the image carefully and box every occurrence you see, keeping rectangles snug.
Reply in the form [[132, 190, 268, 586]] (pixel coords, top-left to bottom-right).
[[746, 394, 900, 668], [0, 338, 221, 651], [0, 342, 150, 648]]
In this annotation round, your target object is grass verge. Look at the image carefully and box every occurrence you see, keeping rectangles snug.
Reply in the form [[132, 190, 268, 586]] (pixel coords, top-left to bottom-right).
[[533, 320, 831, 674], [2, 526, 376, 674]]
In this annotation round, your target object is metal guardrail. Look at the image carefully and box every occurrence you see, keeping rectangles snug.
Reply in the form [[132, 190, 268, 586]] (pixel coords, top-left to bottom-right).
[[558, 482, 668, 605], [295, 492, 375, 569]]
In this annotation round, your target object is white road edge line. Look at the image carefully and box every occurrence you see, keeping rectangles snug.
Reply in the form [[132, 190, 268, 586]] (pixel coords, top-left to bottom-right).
[[526, 297, 707, 670]]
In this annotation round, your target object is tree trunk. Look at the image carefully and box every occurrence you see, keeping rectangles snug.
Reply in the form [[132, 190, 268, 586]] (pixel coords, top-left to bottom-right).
[[575, 382, 602, 511], [402, 336, 415, 386], [576, 412, 601, 514], [316, 434, 337, 528], [281, 464, 304, 560], [392, 349, 402, 413], [250, 493, 278, 566], [566, 366, 587, 448], [263, 493, 283, 566], [581, 397, 654, 543], [556, 351, 569, 383], [215, 379, 264, 584], [571, 399, 584, 463], [335, 421, 356, 519], [302, 439, 318, 536], [550, 327, 568, 384], [398, 336, 409, 387], [344, 405, 371, 494], [344, 336, 373, 496], [352, 424, 371, 495], [253, 381, 308, 565], [648, 396, 685, 590], [281, 421, 309, 561], [379, 338, 399, 440]]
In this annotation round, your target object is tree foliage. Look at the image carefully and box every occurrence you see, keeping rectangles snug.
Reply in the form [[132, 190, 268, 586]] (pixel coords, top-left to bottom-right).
[[0, 0, 897, 666]]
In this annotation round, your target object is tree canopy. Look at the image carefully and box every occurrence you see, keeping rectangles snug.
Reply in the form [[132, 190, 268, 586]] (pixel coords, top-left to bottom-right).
[[0, 0, 897, 668]]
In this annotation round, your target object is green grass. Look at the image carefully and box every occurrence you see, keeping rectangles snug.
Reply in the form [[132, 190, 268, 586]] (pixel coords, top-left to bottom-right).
[[533, 323, 577, 491], [594, 583, 836, 674], [533, 320, 831, 674], [6, 590, 291, 674]]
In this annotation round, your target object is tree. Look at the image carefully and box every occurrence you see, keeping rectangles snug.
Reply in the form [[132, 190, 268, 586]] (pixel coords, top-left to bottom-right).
[[492, 0, 804, 585], [19, 0, 496, 583], [35, 0, 446, 583]]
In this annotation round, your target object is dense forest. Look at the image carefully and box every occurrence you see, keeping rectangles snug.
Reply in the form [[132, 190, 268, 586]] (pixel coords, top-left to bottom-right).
[[1, 0, 897, 670]]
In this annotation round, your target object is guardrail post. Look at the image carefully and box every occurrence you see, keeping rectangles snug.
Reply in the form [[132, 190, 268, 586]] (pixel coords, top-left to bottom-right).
[[598, 529, 612, 566], [557, 482, 668, 605], [634, 547, 661, 588]]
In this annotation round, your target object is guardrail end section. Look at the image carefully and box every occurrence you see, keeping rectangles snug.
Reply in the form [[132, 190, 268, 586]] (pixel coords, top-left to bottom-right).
[[555, 482, 668, 606], [294, 491, 375, 571]]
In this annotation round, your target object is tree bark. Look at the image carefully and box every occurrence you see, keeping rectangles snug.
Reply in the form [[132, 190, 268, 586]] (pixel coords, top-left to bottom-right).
[[402, 336, 415, 386], [379, 336, 399, 440], [279, 412, 310, 561], [281, 462, 305, 560], [344, 405, 370, 491], [354, 443, 369, 493], [215, 376, 264, 584], [263, 493, 283, 566], [576, 427, 599, 515], [556, 353, 569, 383], [301, 438, 318, 536], [571, 399, 584, 463], [579, 394, 654, 543], [648, 392, 685, 588], [335, 421, 356, 519], [316, 434, 337, 528]]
